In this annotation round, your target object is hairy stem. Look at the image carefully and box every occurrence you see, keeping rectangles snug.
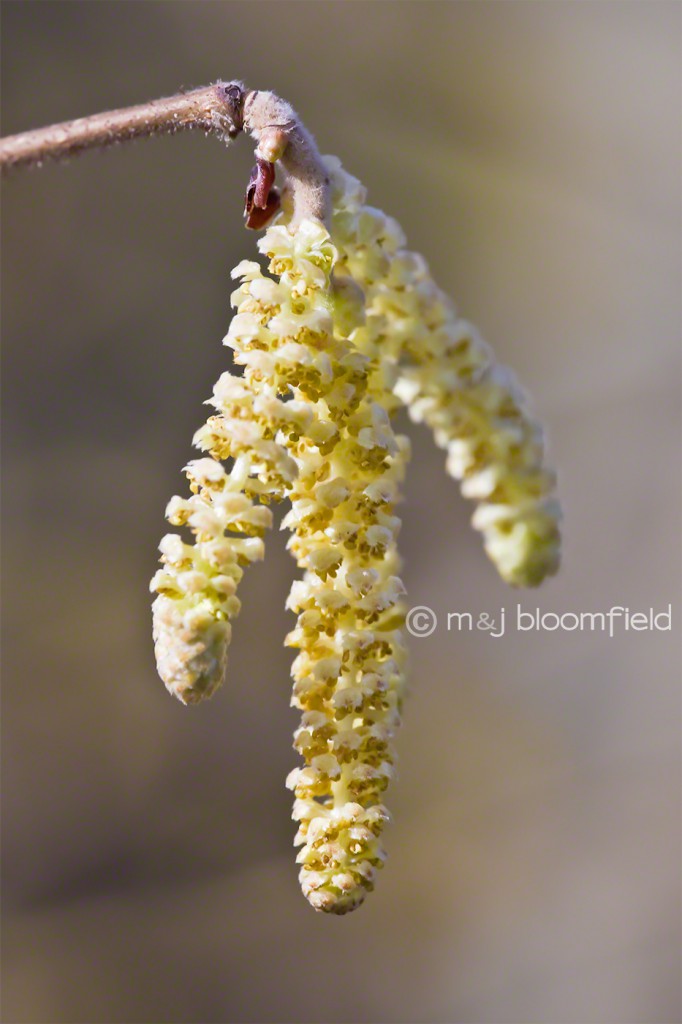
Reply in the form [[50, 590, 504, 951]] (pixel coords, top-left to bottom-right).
[[0, 80, 330, 226], [0, 81, 245, 172]]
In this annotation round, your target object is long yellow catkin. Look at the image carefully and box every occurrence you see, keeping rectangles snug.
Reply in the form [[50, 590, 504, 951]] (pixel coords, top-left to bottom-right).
[[232, 221, 409, 913]]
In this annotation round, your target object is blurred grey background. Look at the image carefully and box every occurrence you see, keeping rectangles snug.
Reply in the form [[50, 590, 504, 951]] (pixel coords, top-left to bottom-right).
[[1, 3, 680, 1023]]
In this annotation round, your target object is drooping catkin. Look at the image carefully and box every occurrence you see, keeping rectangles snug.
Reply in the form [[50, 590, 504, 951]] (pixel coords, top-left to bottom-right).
[[241, 220, 408, 913], [325, 156, 561, 587], [150, 261, 303, 705]]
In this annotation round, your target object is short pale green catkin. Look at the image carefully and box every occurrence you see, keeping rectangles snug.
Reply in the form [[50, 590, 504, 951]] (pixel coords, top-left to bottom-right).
[[150, 261, 303, 704]]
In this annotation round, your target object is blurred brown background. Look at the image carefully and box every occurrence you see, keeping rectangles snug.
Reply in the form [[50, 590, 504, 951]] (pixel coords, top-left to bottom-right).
[[1, 3, 680, 1023]]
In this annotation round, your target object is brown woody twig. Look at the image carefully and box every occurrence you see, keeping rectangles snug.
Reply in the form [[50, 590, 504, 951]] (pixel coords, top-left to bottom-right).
[[0, 82, 245, 172]]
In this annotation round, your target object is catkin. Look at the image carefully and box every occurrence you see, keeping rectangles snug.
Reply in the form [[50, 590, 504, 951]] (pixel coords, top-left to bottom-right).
[[151, 140, 562, 912]]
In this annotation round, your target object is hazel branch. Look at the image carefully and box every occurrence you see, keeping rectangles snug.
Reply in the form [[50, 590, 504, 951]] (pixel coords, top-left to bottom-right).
[[0, 82, 246, 172]]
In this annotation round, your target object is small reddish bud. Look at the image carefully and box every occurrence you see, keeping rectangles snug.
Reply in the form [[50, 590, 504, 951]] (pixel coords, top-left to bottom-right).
[[244, 158, 281, 229], [253, 157, 276, 209]]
